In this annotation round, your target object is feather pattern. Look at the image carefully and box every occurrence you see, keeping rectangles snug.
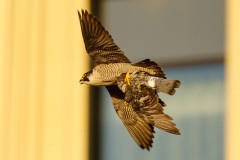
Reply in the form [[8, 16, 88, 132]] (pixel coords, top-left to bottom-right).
[[117, 73, 181, 135], [133, 59, 166, 78], [106, 85, 155, 150], [78, 10, 131, 66], [78, 10, 181, 150]]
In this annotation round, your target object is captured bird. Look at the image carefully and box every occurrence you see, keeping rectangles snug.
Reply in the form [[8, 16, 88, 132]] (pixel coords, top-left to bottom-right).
[[78, 10, 181, 150]]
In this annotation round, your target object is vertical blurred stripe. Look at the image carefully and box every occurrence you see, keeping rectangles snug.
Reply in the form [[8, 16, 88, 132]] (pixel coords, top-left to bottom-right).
[[226, 0, 240, 160], [0, 0, 90, 160]]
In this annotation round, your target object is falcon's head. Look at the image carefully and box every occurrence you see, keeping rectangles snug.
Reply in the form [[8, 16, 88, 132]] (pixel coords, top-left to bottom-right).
[[80, 71, 93, 84]]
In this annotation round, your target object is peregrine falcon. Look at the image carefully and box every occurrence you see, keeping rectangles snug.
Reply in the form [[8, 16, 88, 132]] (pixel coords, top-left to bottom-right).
[[78, 10, 181, 150]]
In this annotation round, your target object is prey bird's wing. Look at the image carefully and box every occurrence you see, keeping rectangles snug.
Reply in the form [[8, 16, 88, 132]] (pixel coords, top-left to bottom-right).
[[117, 73, 181, 135], [78, 10, 131, 66], [106, 85, 155, 150], [131, 84, 181, 135]]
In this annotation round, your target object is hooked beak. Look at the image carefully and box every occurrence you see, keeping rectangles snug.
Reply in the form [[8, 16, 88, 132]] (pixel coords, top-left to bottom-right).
[[79, 78, 84, 84]]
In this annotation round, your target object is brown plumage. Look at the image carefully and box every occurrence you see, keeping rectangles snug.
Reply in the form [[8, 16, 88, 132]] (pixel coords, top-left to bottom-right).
[[117, 72, 181, 135], [78, 10, 130, 66], [133, 59, 166, 78], [78, 10, 181, 150], [106, 85, 155, 150]]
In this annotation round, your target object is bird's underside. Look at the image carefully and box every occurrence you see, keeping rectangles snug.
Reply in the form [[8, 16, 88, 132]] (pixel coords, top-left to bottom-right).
[[78, 9, 181, 150], [85, 60, 166, 86]]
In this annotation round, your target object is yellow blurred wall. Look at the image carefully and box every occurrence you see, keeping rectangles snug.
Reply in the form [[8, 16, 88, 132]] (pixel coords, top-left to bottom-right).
[[226, 0, 240, 160], [0, 0, 90, 160]]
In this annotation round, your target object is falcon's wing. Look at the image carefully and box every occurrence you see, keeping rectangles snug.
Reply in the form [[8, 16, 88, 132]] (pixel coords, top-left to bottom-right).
[[106, 85, 155, 150], [78, 10, 131, 66]]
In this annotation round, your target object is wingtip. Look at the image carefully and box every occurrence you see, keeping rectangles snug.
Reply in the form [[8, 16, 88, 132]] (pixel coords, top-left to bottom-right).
[[140, 145, 151, 151], [143, 145, 152, 151], [77, 10, 81, 17], [77, 9, 90, 17], [138, 139, 153, 151], [176, 131, 181, 135], [81, 9, 90, 16]]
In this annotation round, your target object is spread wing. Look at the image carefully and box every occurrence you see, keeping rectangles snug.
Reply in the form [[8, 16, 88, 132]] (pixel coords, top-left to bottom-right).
[[106, 86, 155, 150], [78, 10, 131, 66]]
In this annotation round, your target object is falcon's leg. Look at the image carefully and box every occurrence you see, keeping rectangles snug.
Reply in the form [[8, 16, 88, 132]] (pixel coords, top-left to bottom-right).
[[124, 72, 132, 85]]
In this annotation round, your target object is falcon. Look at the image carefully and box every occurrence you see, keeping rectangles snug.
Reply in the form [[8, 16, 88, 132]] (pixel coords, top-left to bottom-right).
[[78, 10, 181, 150]]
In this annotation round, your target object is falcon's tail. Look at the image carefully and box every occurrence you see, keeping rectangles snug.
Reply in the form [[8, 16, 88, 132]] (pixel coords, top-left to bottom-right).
[[133, 59, 165, 78]]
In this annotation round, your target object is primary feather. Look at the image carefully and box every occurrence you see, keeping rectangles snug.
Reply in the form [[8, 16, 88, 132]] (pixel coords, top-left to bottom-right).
[[78, 10, 130, 66]]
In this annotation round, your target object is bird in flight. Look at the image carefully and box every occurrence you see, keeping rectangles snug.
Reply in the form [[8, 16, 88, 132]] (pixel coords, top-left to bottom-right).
[[78, 10, 181, 150]]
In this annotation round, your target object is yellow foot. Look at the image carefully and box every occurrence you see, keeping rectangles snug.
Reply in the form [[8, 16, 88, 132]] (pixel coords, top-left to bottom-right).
[[124, 72, 132, 85]]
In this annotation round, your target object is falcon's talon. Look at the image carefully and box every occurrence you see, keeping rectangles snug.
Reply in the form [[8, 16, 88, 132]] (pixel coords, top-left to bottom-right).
[[124, 72, 132, 85]]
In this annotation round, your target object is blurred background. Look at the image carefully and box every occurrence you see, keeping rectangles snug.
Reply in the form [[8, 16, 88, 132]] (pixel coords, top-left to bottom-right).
[[0, 0, 239, 160]]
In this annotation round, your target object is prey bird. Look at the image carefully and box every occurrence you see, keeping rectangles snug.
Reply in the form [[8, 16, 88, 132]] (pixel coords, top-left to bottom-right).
[[78, 10, 181, 150]]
